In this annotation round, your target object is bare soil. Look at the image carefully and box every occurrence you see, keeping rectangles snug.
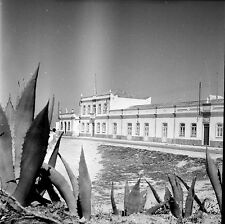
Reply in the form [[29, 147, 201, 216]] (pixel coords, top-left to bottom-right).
[[90, 144, 222, 224], [0, 142, 222, 224]]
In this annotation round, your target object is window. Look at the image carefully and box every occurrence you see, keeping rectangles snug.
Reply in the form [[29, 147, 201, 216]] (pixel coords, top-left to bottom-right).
[[102, 123, 106, 133], [96, 122, 100, 133], [86, 123, 89, 133], [81, 122, 85, 132], [93, 104, 96, 114], [83, 105, 86, 115], [191, 123, 197, 137], [162, 123, 168, 138], [179, 123, 185, 137], [98, 104, 102, 114], [127, 123, 132, 135], [60, 121, 63, 130], [103, 103, 107, 114], [68, 121, 71, 131], [136, 122, 140, 136], [113, 123, 117, 135], [144, 123, 149, 136], [87, 105, 91, 114], [216, 123, 223, 137]]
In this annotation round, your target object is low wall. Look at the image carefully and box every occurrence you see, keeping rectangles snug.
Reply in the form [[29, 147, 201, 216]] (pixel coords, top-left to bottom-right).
[[76, 133, 222, 148], [210, 140, 223, 148]]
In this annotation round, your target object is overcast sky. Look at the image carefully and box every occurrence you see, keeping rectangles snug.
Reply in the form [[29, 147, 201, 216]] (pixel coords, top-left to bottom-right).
[[0, 0, 224, 116]]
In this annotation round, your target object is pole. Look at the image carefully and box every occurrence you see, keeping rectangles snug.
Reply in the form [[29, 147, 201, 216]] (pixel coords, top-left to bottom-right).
[[199, 82, 201, 115], [57, 101, 60, 120], [94, 73, 97, 96]]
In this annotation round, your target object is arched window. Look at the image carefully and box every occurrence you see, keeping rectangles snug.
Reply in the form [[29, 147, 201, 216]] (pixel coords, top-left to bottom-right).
[[216, 123, 223, 137], [162, 123, 168, 138], [144, 123, 149, 136], [83, 105, 86, 115], [191, 123, 197, 137], [68, 121, 71, 131], [81, 122, 85, 132], [113, 123, 117, 135], [97, 122, 100, 133], [127, 123, 132, 136], [179, 123, 185, 137], [86, 123, 89, 133], [102, 123, 106, 133], [98, 104, 102, 114], [136, 122, 140, 136]]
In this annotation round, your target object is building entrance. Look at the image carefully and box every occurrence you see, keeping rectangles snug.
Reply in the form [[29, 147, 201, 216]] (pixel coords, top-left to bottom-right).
[[203, 123, 209, 145], [64, 122, 67, 134], [92, 122, 95, 137]]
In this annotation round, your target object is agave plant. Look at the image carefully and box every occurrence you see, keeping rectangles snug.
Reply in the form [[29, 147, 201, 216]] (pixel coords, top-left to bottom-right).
[[110, 178, 148, 216], [166, 174, 197, 220], [0, 65, 92, 221], [144, 179, 169, 215]]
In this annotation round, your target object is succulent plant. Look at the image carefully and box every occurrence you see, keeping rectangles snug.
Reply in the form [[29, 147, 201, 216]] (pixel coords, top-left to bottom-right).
[[166, 174, 196, 220], [0, 65, 92, 221], [111, 181, 119, 215]]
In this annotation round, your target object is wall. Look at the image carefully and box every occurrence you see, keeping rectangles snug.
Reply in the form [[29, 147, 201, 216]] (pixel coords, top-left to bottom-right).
[[110, 95, 151, 110]]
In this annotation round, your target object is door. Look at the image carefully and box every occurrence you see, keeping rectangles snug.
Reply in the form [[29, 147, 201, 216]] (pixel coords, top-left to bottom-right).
[[162, 123, 168, 142], [64, 122, 67, 134], [203, 123, 209, 145], [92, 122, 95, 137]]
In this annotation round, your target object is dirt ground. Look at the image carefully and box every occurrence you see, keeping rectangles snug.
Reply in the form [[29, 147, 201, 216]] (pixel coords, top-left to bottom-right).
[[90, 143, 222, 224], [1, 139, 221, 224], [53, 139, 222, 224]]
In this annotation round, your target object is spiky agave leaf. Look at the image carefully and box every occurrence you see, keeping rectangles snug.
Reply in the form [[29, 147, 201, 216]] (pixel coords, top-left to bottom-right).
[[37, 130, 63, 197], [0, 105, 16, 193], [139, 189, 147, 212], [14, 65, 39, 179], [167, 174, 181, 205], [218, 165, 222, 186], [48, 132, 64, 167], [111, 182, 119, 215], [168, 196, 181, 219], [184, 176, 196, 218], [206, 147, 222, 213], [124, 180, 130, 215], [126, 178, 141, 215], [145, 179, 162, 203], [175, 176, 184, 216], [13, 102, 50, 206], [146, 201, 168, 215], [42, 163, 77, 216], [48, 95, 55, 127], [78, 147, 91, 220], [37, 168, 61, 203], [176, 175, 207, 213], [4, 95, 15, 135], [164, 187, 172, 202], [58, 153, 79, 202]]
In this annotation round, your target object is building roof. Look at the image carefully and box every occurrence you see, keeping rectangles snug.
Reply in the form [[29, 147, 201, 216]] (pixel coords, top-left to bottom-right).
[[80, 90, 147, 100], [121, 98, 224, 111]]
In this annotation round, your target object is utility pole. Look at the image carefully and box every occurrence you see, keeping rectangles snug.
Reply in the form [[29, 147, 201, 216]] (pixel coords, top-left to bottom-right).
[[94, 73, 97, 96], [198, 82, 201, 115], [216, 72, 218, 100], [57, 101, 60, 120]]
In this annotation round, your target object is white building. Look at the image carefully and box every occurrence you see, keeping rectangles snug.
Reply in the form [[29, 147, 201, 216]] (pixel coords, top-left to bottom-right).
[[79, 91, 153, 137], [56, 109, 80, 136], [78, 92, 223, 148]]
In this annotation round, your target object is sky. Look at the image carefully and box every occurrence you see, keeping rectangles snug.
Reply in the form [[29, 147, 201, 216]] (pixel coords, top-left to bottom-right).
[[0, 0, 224, 119]]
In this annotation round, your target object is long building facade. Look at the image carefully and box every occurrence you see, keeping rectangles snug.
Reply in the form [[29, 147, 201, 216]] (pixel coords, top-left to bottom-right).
[[57, 92, 224, 148]]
